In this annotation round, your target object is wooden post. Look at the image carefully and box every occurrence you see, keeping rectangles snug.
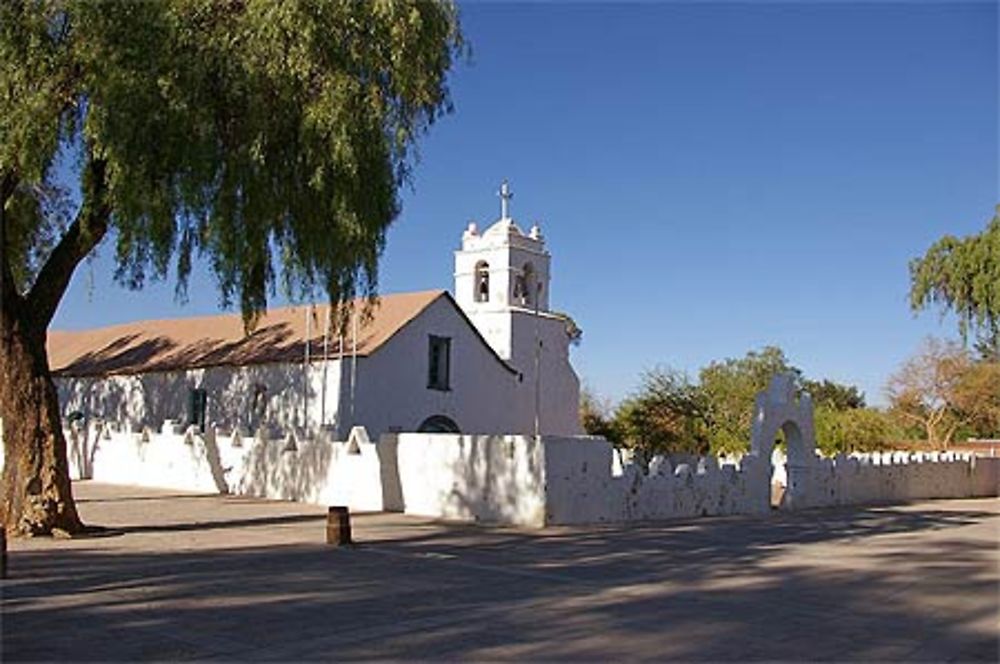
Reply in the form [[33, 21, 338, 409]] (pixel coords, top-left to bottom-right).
[[326, 506, 352, 546]]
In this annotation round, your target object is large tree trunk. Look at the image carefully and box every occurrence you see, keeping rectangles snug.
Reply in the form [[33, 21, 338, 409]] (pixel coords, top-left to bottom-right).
[[1, 295, 84, 536], [0, 160, 107, 537]]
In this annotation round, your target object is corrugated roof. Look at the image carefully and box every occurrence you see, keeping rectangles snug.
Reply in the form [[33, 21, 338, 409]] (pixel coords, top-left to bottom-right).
[[47, 290, 446, 377]]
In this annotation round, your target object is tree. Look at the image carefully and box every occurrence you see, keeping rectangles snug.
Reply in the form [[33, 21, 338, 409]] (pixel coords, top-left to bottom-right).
[[802, 379, 865, 410], [613, 368, 710, 462], [813, 406, 895, 455], [1, 1, 462, 536], [579, 384, 618, 443], [949, 359, 1000, 438], [909, 208, 1000, 359], [885, 338, 971, 448], [698, 346, 800, 454]]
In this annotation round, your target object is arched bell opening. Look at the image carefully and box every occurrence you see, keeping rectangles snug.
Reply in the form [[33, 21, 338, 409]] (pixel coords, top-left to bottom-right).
[[474, 261, 490, 303]]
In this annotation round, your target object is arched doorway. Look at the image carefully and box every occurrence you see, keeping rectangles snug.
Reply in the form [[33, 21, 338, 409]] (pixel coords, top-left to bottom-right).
[[750, 374, 817, 511], [417, 414, 461, 434]]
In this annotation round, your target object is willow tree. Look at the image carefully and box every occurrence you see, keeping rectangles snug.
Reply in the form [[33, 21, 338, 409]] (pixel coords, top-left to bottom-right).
[[910, 208, 1000, 359], [0, 1, 462, 536]]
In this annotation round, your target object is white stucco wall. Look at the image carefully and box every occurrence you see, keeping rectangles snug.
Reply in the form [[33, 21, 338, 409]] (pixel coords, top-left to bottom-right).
[[542, 438, 772, 525], [56, 360, 343, 435], [52, 296, 580, 442], [3, 418, 995, 529], [33, 421, 386, 512], [345, 296, 523, 437], [387, 433, 547, 526]]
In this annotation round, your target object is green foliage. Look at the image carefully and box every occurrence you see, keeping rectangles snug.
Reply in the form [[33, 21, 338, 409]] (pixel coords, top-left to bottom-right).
[[613, 368, 710, 460], [909, 208, 1000, 358], [579, 385, 619, 444], [802, 379, 865, 410], [584, 346, 884, 458], [697, 346, 799, 455], [952, 360, 1000, 437], [814, 406, 895, 455], [1, 0, 464, 328]]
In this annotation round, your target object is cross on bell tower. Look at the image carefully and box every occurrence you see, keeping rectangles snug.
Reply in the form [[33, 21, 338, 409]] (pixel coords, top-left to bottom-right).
[[498, 180, 513, 220]]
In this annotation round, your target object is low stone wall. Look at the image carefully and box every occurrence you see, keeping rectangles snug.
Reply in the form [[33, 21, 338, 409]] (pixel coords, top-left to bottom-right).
[[384, 433, 547, 526], [47, 420, 386, 513], [542, 438, 771, 524], [1, 419, 996, 528], [796, 450, 1000, 508]]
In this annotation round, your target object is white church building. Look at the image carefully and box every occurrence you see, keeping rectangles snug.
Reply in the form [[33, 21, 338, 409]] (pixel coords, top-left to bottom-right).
[[49, 183, 582, 439]]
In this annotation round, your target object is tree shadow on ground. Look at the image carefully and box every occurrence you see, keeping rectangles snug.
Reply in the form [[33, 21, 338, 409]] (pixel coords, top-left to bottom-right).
[[3, 502, 998, 662]]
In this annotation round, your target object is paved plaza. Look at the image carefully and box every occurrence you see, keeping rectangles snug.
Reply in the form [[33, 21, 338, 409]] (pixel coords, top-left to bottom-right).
[[2, 482, 998, 661]]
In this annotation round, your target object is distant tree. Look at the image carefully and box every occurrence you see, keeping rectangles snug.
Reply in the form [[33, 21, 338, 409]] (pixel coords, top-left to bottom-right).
[[579, 385, 618, 443], [698, 346, 800, 454], [950, 360, 1000, 438], [814, 406, 895, 455], [612, 368, 710, 462], [909, 208, 1000, 359], [802, 379, 866, 410], [1, 2, 462, 535], [885, 338, 971, 448]]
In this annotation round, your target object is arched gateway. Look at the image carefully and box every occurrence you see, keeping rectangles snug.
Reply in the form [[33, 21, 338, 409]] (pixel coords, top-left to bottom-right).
[[749, 373, 816, 509]]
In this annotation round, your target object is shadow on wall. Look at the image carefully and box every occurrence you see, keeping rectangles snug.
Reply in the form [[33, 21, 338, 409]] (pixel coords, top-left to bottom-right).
[[58, 355, 328, 438], [388, 433, 546, 526]]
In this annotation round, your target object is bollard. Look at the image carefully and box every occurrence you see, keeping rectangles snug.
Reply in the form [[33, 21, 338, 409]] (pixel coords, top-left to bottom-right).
[[326, 506, 352, 546], [1, 528, 6, 579]]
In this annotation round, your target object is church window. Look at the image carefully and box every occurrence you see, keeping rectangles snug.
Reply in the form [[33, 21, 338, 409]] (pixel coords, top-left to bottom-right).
[[187, 388, 208, 432], [475, 261, 490, 302], [427, 335, 451, 391]]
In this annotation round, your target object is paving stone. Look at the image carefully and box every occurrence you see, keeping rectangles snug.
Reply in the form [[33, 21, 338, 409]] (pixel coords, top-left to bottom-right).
[[1, 481, 997, 661]]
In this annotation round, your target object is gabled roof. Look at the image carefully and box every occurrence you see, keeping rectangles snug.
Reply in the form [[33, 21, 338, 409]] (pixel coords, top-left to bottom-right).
[[48, 290, 447, 377]]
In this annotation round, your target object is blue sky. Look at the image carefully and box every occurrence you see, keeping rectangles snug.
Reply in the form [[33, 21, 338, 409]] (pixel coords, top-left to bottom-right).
[[52, 1, 999, 407]]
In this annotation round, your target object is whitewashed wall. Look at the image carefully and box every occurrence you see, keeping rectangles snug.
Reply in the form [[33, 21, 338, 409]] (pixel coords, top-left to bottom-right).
[[347, 297, 524, 437], [52, 298, 581, 442], [463, 309, 582, 436], [542, 438, 772, 525], [57, 360, 342, 437], [386, 433, 547, 525], [794, 451, 1000, 508], [31, 421, 386, 513], [2, 420, 996, 528]]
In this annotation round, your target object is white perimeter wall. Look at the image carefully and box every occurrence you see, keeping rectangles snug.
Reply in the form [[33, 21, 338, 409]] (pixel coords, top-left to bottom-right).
[[1, 422, 995, 528]]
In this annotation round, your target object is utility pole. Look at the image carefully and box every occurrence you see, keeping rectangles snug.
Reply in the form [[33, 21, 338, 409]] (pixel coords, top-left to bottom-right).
[[533, 279, 541, 439]]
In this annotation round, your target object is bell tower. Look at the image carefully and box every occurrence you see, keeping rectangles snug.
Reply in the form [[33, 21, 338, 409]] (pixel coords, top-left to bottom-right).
[[454, 180, 551, 323], [452, 181, 581, 436]]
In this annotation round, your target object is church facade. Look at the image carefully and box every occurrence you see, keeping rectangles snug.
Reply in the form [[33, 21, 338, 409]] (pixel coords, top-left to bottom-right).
[[50, 184, 582, 440]]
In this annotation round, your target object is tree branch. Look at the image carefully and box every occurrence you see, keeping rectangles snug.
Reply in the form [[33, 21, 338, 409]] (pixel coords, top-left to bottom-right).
[[26, 158, 109, 331], [0, 170, 21, 311]]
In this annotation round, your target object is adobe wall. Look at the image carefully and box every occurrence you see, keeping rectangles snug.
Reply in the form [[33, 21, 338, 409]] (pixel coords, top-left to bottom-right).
[[0, 414, 995, 528], [384, 433, 548, 526]]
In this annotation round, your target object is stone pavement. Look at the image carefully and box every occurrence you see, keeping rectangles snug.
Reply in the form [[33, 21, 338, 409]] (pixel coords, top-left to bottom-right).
[[2, 482, 998, 662]]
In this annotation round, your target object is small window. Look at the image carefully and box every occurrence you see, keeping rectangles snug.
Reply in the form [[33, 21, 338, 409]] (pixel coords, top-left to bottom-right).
[[427, 335, 451, 391], [187, 388, 208, 432]]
